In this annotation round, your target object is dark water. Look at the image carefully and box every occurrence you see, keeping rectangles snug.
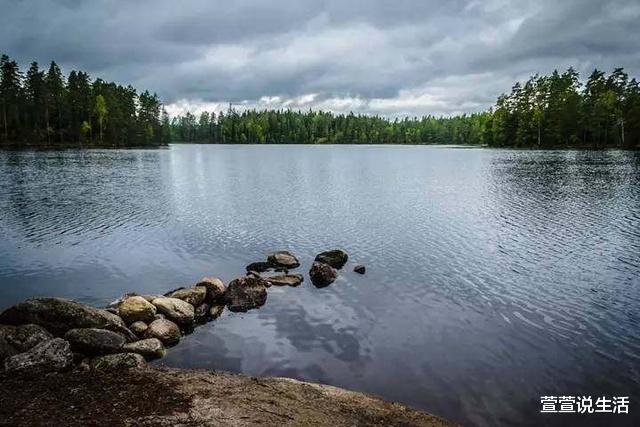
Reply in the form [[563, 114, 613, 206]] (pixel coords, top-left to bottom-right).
[[1, 145, 639, 426]]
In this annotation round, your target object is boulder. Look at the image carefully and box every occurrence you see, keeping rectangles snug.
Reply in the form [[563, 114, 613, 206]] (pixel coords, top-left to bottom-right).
[[151, 297, 195, 326], [168, 286, 207, 307], [195, 277, 226, 302], [246, 271, 262, 279], [144, 319, 181, 347], [267, 251, 300, 269], [309, 262, 338, 288], [245, 262, 272, 273], [123, 338, 166, 360], [265, 273, 304, 287], [129, 321, 148, 336], [315, 249, 349, 269], [118, 296, 157, 324], [209, 305, 224, 320], [0, 297, 135, 341], [194, 303, 211, 323], [225, 276, 268, 312], [91, 353, 147, 370], [64, 328, 126, 356], [3, 324, 53, 352], [4, 338, 73, 374], [354, 265, 366, 274], [0, 336, 19, 363]]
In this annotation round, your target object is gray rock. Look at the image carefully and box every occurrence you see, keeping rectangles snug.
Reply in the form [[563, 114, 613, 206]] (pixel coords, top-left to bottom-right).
[[246, 271, 262, 279], [195, 277, 226, 302], [0, 297, 135, 341], [354, 265, 366, 274], [154, 313, 166, 320], [3, 324, 53, 352], [265, 273, 304, 287], [64, 328, 126, 356], [225, 276, 268, 312], [144, 319, 181, 346], [151, 297, 195, 326], [209, 305, 224, 320], [245, 262, 272, 273], [0, 336, 19, 363], [129, 321, 148, 336], [118, 296, 157, 324], [91, 353, 147, 370], [267, 251, 300, 269], [122, 338, 166, 360], [4, 338, 73, 374], [167, 286, 207, 307], [315, 249, 349, 269], [194, 303, 211, 323], [309, 261, 338, 288]]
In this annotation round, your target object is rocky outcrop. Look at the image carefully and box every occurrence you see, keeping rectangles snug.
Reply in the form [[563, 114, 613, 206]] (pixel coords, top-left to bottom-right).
[[167, 286, 207, 307], [151, 297, 195, 326], [354, 265, 366, 274], [2, 324, 53, 352], [264, 273, 304, 287], [3, 338, 73, 374], [195, 277, 226, 302], [118, 296, 157, 325], [123, 338, 166, 360], [315, 249, 349, 269], [64, 328, 126, 356], [267, 251, 300, 269], [144, 319, 181, 346], [309, 261, 338, 288], [225, 276, 268, 312], [91, 353, 147, 370]]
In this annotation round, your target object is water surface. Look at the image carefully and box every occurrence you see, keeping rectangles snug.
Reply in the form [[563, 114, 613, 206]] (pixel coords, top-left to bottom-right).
[[1, 145, 639, 426]]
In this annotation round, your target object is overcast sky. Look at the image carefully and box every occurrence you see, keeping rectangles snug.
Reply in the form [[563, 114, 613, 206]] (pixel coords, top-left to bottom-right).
[[2, 0, 639, 117]]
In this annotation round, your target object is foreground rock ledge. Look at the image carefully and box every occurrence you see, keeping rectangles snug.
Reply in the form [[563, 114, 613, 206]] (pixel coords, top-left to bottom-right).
[[0, 367, 452, 427]]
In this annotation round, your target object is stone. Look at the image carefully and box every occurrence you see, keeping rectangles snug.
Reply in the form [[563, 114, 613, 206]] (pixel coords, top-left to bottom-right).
[[118, 296, 157, 324], [309, 261, 338, 288], [151, 297, 195, 326], [4, 338, 73, 374], [122, 338, 166, 360], [154, 313, 166, 320], [315, 249, 349, 269], [209, 305, 224, 320], [194, 303, 211, 323], [0, 336, 19, 363], [129, 321, 148, 336], [64, 328, 126, 356], [168, 286, 207, 307], [246, 271, 262, 279], [195, 277, 226, 302], [265, 273, 304, 287], [144, 319, 181, 347], [0, 297, 135, 341], [267, 251, 300, 269], [91, 353, 147, 370], [245, 261, 272, 273], [225, 276, 268, 312], [3, 324, 53, 352], [354, 265, 366, 274]]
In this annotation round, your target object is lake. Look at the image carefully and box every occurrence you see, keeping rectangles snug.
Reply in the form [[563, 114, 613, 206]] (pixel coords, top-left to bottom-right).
[[1, 144, 639, 425]]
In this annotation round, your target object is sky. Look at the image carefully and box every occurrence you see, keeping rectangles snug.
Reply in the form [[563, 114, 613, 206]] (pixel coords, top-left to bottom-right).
[[1, 0, 639, 118]]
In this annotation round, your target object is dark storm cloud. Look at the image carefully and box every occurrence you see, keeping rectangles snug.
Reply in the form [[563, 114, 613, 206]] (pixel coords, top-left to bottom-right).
[[1, 0, 639, 116]]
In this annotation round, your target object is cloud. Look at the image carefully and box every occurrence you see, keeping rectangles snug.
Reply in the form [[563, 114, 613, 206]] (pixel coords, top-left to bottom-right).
[[1, 0, 639, 118]]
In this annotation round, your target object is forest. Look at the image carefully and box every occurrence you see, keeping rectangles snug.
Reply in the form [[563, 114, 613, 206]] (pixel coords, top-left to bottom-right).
[[0, 54, 168, 148], [2, 53, 639, 149]]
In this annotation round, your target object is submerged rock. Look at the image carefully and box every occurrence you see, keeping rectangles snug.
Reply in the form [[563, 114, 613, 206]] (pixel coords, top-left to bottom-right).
[[354, 265, 366, 274], [144, 319, 181, 347], [167, 286, 207, 307], [265, 273, 304, 287], [0, 297, 135, 341], [245, 261, 272, 273], [195, 277, 226, 302], [129, 321, 148, 336], [267, 251, 300, 269], [309, 262, 338, 288], [4, 338, 73, 374], [225, 276, 268, 312], [64, 328, 126, 356], [118, 296, 157, 325], [123, 338, 166, 360], [315, 249, 349, 269], [151, 297, 195, 326], [91, 353, 147, 370], [3, 324, 53, 352]]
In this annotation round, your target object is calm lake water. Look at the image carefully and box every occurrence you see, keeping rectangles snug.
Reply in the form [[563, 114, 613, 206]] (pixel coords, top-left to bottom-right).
[[1, 144, 639, 426]]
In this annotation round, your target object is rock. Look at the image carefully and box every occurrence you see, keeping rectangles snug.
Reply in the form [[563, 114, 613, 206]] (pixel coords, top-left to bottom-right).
[[168, 286, 207, 307], [245, 261, 272, 273], [4, 338, 73, 374], [246, 271, 262, 279], [91, 353, 147, 370], [267, 251, 300, 269], [154, 313, 166, 320], [209, 305, 224, 320], [265, 273, 304, 287], [151, 297, 195, 326], [2, 324, 53, 352], [194, 303, 211, 323], [122, 338, 166, 360], [0, 336, 19, 363], [0, 297, 135, 341], [225, 276, 268, 312], [315, 249, 349, 269], [64, 328, 126, 356], [144, 319, 181, 347], [118, 296, 157, 325], [354, 265, 366, 274], [129, 321, 148, 336], [195, 277, 226, 302], [309, 261, 338, 288]]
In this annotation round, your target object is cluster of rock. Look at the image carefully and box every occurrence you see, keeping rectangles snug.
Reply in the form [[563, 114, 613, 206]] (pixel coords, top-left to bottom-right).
[[0, 249, 365, 376]]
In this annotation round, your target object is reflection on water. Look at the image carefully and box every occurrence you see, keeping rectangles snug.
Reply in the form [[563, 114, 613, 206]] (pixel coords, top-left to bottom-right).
[[0, 145, 639, 426]]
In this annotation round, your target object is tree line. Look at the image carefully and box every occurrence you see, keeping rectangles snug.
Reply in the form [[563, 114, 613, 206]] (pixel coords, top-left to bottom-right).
[[0, 54, 169, 148]]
